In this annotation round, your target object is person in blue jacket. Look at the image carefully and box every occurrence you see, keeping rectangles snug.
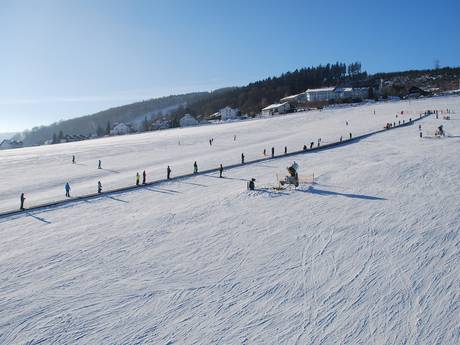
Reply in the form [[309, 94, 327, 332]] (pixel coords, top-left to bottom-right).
[[65, 182, 71, 197]]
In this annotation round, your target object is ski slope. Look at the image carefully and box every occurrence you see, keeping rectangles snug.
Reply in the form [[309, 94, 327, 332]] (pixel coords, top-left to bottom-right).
[[0, 97, 451, 213], [0, 96, 459, 344]]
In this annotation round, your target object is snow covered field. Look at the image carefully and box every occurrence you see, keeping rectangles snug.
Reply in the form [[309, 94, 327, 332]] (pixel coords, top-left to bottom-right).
[[0, 97, 450, 213], [0, 96, 459, 344]]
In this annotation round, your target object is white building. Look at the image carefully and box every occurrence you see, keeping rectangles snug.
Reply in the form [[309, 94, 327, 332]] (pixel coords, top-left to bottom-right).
[[0, 139, 23, 150], [219, 106, 240, 121], [335, 87, 368, 99], [280, 93, 306, 104], [304, 87, 337, 102], [261, 102, 291, 116], [179, 114, 199, 127], [110, 123, 132, 136], [305, 87, 369, 102]]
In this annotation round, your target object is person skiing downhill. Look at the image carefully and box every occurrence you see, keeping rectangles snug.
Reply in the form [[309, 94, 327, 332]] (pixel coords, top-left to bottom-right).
[[219, 164, 223, 178], [98, 181, 102, 194], [98, 160, 102, 169], [65, 183, 71, 197], [193, 161, 198, 174], [167, 165, 171, 179], [20, 193, 26, 210], [142, 170, 146, 184], [136, 172, 140, 186]]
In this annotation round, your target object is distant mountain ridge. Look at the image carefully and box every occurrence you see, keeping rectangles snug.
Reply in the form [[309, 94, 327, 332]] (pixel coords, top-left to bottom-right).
[[18, 92, 209, 146]]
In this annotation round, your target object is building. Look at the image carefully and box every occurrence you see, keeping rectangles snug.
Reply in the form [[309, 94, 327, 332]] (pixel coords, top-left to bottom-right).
[[304, 87, 337, 102], [219, 106, 240, 121], [261, 102, 291, 116], [152, 119, 172, 130], [0, 139, 23, 150], [305, 86, 369, 102], [334, 87, 368, 99], [179, 114, 199, 127], [280, 93, 307, 105], [110, 123, 132, 136]]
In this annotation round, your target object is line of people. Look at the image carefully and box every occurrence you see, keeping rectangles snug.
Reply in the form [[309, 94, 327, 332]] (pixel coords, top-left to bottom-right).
[[17, 110, 434, 212]]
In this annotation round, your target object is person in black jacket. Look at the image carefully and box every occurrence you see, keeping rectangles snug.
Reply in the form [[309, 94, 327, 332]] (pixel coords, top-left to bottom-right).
[[241, 153, 245, 164], [167, 165, 171, 179], [219, 164, 223, 178], [20, 193, 26, 210]]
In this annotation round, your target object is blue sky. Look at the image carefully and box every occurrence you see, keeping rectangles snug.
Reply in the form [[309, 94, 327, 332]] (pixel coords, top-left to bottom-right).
[[0, 0, 458, 132]]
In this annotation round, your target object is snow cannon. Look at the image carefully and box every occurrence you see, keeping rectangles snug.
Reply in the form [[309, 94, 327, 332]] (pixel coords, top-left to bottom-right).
[[280, 162, 299, 187], [435, 125, 445, 137]]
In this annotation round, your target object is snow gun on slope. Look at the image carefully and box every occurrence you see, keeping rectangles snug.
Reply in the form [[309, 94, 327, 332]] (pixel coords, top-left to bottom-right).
[[279, 162, 300, 188]]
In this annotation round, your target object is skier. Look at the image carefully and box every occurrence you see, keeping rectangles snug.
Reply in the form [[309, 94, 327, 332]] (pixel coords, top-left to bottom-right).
[[193, 161, 198, 174], [346, 121, 349, 126], [340, 136, 343, 142], [209, 139, 212, 146], [248, 178, 255, 191], [72, 155, 75, 164], [271, 147, 275, 158], [233, 135, 236, 141], [98, 181, 102, 194], [310, 142, 314, 149], [303, 144, 307, 151], [317, 138, 321, 147], [284, 146, 287, 154], [65, 182, 71, 198], [136, 172, 140, 186], [20, 193, 25, 210], [98, 160, 102, 169], [241, 153, 245, 164], [167, 165, 171, 179], [142, 170, 146, 184], [349, 132, 352, 139], [219, 164, 223, 178], [263, 148, 266, 156]]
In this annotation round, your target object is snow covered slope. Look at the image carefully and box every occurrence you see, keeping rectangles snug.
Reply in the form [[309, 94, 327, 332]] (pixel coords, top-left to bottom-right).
[[0, 97, 453, 213], [0, 96, 459, 344]]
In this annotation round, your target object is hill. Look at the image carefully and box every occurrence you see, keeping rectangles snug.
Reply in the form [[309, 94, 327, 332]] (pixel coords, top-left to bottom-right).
[[1, 96, 459, 344], [17, 63, 460, 147], [18, 92, 209, 146]]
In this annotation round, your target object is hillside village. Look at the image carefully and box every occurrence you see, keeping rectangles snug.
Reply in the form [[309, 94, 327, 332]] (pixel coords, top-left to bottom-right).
[[5, 65, 460, 150]]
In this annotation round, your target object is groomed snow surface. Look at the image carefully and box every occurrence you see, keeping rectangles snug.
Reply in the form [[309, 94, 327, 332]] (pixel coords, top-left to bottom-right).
[[1, 96, 459, 344]]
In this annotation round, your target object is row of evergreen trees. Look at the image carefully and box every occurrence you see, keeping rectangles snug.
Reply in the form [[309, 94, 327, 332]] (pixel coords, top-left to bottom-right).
[[169, 62, 366, 120]]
